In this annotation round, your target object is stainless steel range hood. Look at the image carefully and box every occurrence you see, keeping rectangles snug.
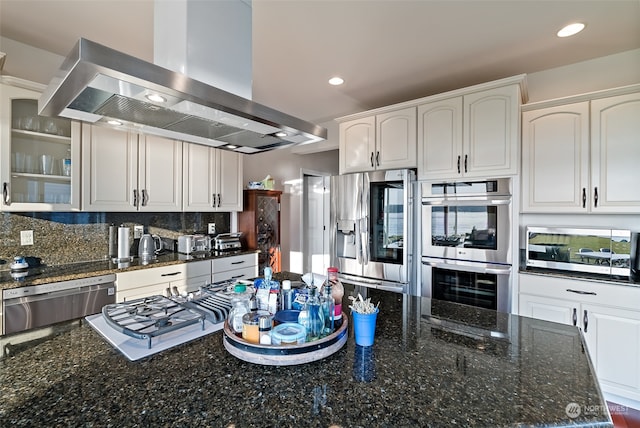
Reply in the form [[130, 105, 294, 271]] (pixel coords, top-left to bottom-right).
[[38, 38, 327, 154]]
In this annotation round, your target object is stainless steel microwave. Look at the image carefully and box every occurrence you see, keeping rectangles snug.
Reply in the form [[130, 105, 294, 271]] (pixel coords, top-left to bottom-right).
[[526, 226, 631, 278]]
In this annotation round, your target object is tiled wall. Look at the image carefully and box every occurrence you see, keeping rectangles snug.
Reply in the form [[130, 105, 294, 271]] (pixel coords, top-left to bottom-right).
[[0, 211, 230, 269]]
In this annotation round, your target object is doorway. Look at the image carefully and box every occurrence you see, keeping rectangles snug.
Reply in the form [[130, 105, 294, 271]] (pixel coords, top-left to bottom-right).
[[302, 172, 330, 275]]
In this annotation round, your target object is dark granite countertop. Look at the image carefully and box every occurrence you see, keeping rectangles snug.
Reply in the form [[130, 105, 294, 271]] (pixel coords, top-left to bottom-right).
[[0, 250, 259, 291], [0, 282, 612, 427]]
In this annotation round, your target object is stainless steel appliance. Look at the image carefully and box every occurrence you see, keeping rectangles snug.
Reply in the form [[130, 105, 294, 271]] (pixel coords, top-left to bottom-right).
[[421, 259, 511, 312], [2, 274, 116, 335], [178, 234, 212, 254], [421, 178, 513, 312], [214, 233, 243, 251], [38, 39, 326, 154], [421, 178, 512, 263], [330, 169, 416, 293], [526, 226, 631, 278]]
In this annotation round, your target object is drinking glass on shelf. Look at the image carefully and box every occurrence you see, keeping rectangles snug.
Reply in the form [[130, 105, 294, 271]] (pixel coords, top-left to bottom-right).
[[41, 155, 54, 175]]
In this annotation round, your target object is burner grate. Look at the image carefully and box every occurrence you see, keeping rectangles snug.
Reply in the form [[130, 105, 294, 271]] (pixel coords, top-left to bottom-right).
[[102, 295, 206, 349]]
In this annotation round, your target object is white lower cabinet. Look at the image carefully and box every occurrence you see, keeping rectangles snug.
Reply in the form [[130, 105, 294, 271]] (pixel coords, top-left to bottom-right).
[[519, 273, 640, 405], [212, 253, 258, 283], [115, 261, 211, 302]]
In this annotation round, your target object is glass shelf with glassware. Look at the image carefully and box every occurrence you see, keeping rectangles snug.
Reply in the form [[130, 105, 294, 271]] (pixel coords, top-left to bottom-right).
[[2, 95, 77, 210]]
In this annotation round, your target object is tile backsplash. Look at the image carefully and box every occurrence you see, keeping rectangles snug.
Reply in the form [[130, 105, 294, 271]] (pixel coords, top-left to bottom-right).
[[0, 211, 230, 270]]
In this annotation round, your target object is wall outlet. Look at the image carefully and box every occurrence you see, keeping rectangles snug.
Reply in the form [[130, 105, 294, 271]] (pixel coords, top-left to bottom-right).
[[134, 225, 144, 239], [208, 223, 216, 234], [20, 230, 34, 246]]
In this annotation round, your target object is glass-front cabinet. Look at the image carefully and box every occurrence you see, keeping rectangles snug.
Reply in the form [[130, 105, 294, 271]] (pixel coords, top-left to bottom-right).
[[1, 78, 80, 211]]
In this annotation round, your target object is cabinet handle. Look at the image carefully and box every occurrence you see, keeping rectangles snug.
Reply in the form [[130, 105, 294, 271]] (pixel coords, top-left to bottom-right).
[[566, 288, 597, 296], [457, 156, 461, 174], [217, 193, 221, 208], [593, 187, 598, 207], [464, 154, 468, 173], [572, 308, 577, 326], [231, 260, 246, 265], [3, 182, 10, 205], [582, 188, 586, 208], [160, 271, 182, 277], [230, 274, 246, 279], [370, 152, 375, 168], [212, 194, 216, 207], [141, 189, 148, 206], [583, 309, 589, 333], [376, 151, 380, 167], [133, 189, 138, 207]]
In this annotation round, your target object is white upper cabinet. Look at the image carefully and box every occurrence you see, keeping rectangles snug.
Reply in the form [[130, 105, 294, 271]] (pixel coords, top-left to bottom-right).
[[82, 125, 183, 211], [418, 83, 521, 180], [183, 143, 243, 212], [522, 90, 640, 213], [521, 102, 590, 212], [590, 92, 640, 213], [417, 97, 463, 180], [339, 107, 416, 174], [1, 78, 81, 211]]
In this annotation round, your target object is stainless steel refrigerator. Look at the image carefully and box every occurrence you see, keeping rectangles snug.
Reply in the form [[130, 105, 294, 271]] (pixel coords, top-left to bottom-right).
[[330, 169, 416, 293]]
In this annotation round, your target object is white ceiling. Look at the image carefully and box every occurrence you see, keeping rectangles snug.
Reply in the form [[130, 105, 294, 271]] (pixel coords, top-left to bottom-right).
[[1, 0, 639, 125]]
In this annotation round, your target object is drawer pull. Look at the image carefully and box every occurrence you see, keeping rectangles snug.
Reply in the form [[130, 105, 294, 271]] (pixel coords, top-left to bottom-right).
[[572, 308, 577, 326], [161, 271, 181, 277], [583, 310, 589, 333], [231, 274, 246, 279], [231, 260, 245, 265], [566, 289, 597, 296]]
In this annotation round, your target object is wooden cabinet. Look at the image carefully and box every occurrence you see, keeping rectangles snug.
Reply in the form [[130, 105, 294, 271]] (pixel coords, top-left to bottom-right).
[[183, 143, 243, 212], [81, 125, 183, 211], [238, 190, 282, 275], [418, 84, 520, 180], [519, 273, 640, 405], [521, 90, 640, 213], [339, 107, 416, 174], [115, 261, 211, 302], [1, 77, 81, 211], [211, 253, 258, 283]]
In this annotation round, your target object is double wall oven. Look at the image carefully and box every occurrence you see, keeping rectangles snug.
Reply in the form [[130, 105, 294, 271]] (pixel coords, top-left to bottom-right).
[[421, 178, 513, 312]]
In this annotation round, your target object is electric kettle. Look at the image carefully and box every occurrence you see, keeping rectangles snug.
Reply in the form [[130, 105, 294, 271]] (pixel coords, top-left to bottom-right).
[[138, 234, 161, 260]]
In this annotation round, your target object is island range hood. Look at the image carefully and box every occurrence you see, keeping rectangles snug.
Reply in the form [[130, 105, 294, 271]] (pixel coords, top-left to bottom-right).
[[38, 38, 327, 154]]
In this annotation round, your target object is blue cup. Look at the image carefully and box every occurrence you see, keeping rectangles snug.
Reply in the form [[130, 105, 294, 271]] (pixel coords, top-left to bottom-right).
[[352, 308, 378, 347]]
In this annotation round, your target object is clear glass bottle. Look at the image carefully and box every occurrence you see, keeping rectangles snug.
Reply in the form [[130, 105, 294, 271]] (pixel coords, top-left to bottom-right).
[[305, 287, 324, 341], [321, 277, 335, 336]]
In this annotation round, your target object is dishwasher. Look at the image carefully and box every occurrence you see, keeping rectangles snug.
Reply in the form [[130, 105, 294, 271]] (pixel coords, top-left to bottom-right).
[[2, 274, 116, 335]]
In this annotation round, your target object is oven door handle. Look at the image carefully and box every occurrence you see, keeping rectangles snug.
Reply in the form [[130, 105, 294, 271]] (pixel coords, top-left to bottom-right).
[[422, 259, 511, 275], [422, 197, 511, 206]]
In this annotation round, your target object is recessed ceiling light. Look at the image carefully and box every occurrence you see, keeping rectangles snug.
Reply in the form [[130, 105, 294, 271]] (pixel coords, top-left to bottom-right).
[[557, 22, 586, 38], [275, 131, 287, 137], [146, 93, 166, 103], [107, 119, 123, 126], [328, 76, 344, 86], [226, 144, 238, 149]]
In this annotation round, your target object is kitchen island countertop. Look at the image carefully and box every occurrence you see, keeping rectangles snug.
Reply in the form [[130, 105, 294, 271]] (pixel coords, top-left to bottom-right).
[[0, 280, 612, 427]]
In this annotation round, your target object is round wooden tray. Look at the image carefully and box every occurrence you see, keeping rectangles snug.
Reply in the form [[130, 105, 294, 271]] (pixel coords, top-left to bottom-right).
[[223, 314, 348, 366]]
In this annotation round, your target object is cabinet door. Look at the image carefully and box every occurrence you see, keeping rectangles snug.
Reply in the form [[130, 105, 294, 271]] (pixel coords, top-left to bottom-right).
[[376, 107, 417, 170], [216, 149, 243, 211], [591, 92, 640, 213], [521, 102, 590, 212], [581, 304, 640, 402], [519, 293, 577, 326], [339, 117, 375, 174], [138, 135, 182, 212], [417, 97, 463, 180], [183, 142, 216, 211], [82, 125, 138, 211], [463, 85, 519, 177], [1, 83, 80, 211]]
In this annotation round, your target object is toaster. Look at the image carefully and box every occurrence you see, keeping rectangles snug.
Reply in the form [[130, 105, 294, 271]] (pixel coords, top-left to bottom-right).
[[178, 234, 211, 254]]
